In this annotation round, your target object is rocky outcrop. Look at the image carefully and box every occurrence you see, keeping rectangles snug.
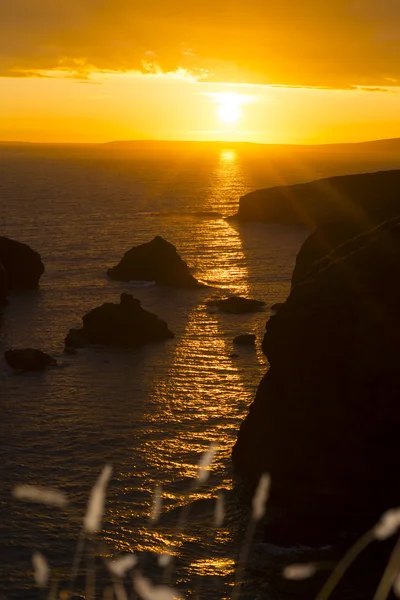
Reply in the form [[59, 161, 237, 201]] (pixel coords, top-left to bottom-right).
[[107, 236, 202, 288], [5, 348, 57, 371], [0, 237, 44, 290], [234, 170, 400, 229], [207, 296, 265, 314], [232, 215, 400, 545], [233, 334, 256, 345], [65, 293, 174, 349]]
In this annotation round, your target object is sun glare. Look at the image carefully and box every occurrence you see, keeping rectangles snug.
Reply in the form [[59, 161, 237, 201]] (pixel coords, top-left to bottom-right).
[[218, 100, 241, 123], [213, 93, 248, 124]]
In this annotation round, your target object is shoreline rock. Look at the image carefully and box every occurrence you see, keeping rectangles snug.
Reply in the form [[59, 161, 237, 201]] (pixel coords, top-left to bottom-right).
[[0, 237, 44, 292], [65, 293, 174, 349]]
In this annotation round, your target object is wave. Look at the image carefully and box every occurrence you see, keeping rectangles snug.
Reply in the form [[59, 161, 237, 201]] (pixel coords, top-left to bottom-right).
[[125, 280, 157, 287]]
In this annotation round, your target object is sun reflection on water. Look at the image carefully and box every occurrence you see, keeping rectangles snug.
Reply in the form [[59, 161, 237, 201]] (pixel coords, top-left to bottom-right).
[[190, 557, 236, 577], [100, 147, 268, 596], [220, 149, 237, 162]]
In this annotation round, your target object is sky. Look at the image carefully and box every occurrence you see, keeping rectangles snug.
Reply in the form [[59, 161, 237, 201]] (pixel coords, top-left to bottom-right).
[[1, 0, 400, 144]]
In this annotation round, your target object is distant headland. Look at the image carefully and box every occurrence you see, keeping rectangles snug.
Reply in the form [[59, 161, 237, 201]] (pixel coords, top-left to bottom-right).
[[1, 137, 400, 151]]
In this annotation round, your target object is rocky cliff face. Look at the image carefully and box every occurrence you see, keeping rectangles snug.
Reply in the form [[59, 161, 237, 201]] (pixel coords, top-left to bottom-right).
[[232, 215, 400, 545], [291, 218, 374, 286], [234, 170, 400, 229]]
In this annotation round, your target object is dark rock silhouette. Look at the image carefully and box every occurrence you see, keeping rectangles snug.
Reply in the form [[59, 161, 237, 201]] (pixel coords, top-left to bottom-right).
[[270, 302, 285, 313], [0, 237, 44, 290], [5, 348, 57, 371], [234, 170, 400, 229], [207, 296, 266, 314], [233, 334, 256, 345], [107, 236, 202, 288], [291, 219, 371, 286], [65, 293, 174, 348], [64, 346, 78, 355], [232, 215, 400, 545]]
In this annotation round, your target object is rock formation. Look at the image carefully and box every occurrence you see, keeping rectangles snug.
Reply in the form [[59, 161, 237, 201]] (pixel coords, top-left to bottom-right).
[[234, 170, 400, 229], [0, 237, 44, 291], [232, 215, 400, 545], [107, 236, 202, 288], [65, 293, 174, 348], [5, 348, 57, 371], [207, 296, 265, 314]]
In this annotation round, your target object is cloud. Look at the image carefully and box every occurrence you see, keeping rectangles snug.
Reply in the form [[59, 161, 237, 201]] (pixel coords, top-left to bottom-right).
[[354, 87, 397, 93], [1, 0, 400, 88]]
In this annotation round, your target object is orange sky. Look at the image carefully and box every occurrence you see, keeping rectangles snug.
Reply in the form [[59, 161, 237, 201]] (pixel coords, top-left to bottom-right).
[[1, 0, 400, 144]]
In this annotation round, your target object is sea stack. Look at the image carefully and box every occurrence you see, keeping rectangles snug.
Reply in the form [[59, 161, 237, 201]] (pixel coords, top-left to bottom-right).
[[65, 293, 174, 349], [107, 236, 202, 288]]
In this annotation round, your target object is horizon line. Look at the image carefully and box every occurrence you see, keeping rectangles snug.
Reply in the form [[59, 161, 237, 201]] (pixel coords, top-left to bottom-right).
[[1, 136, 400, 148]]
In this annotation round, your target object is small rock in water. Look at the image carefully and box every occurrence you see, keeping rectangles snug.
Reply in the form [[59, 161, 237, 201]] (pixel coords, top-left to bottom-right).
[[233, 334, 256, 346], [207, 296, 266, 314], [5, 348, 57, 371]]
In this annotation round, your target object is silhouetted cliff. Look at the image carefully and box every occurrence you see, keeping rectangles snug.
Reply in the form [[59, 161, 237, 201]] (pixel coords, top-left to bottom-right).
[[233, 214, 400, 545], [234, 170, 400, 229]]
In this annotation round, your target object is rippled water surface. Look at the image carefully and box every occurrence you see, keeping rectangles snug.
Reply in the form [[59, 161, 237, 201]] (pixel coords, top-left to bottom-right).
[[1, 143, 399, 599]]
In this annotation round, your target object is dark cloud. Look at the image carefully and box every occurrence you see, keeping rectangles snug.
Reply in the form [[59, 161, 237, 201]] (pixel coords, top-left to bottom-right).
[[1, 0, 399, 88]]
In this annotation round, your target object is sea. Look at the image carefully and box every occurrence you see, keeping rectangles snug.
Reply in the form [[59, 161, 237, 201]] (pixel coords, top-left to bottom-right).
[[0, 141, 399, 599]]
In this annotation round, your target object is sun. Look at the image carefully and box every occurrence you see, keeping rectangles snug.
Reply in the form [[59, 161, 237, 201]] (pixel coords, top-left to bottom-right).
[[218, 100, 241, 123], [217, 94, 242, 123]]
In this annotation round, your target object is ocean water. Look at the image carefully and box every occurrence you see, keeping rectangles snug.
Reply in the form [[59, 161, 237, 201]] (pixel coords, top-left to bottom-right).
[[0, 143, 399, 599]]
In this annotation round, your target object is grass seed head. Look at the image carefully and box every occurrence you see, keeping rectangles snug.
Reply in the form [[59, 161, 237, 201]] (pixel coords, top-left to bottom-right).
[[13, 485, 69, 509], [107, 554, 138, 578], [252, 473, 271, 521], [32, 551, 50, 588], [84, 464, 113, 534], [150, 485, 162, 523], [283, 563, 317, 580], [197, 442, 218, 483], [158, 554, 173, 567], [374, 508, 400, 540]]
